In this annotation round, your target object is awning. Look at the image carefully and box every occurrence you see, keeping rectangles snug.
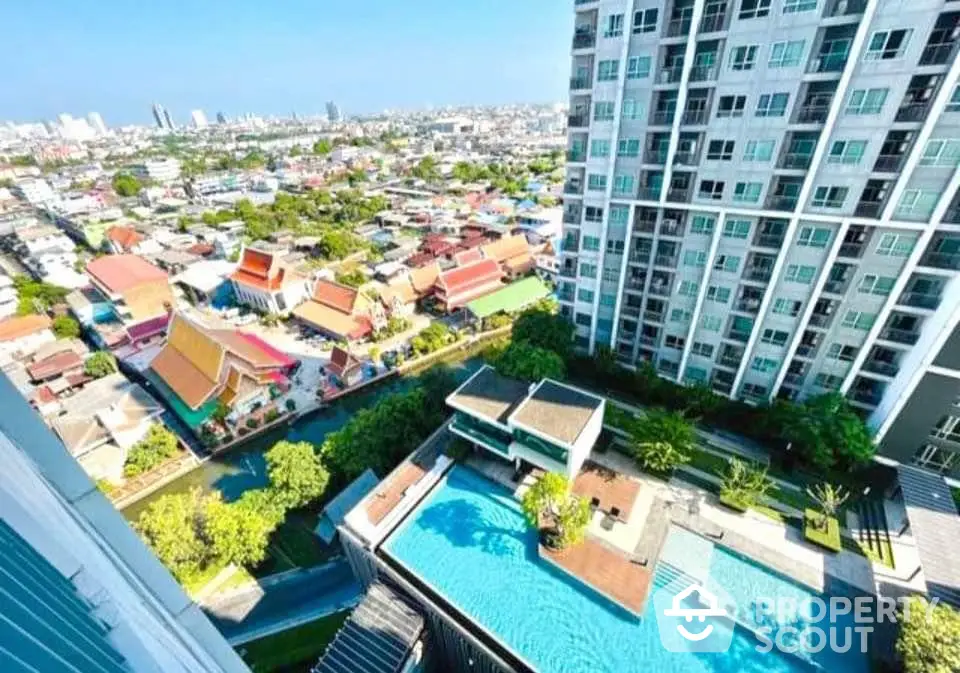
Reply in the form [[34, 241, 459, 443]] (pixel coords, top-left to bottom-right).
[[314, 582, 424, 673], [897, 465, 960, 608]]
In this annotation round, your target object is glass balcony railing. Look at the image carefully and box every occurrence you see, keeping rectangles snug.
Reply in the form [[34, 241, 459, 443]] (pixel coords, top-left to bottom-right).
[[896, 103, 929, 123], [795, 105, 829, 124], [920, 252, 960, 270], [572, 30, 596, 50], [450, 414, 511, 456], [878, 328, 919, 345]]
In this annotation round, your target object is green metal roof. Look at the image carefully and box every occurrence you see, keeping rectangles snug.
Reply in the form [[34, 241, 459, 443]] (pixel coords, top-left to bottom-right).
[[144, 370, 217, 430], [466, 276, 550, 319]]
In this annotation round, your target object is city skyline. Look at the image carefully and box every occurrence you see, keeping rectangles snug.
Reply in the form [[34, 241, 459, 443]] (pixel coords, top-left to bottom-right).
[[0, 0, 573, 125]]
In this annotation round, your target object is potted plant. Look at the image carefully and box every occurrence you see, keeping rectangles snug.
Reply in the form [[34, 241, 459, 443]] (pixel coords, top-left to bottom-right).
[[521, 472, 591, 551]]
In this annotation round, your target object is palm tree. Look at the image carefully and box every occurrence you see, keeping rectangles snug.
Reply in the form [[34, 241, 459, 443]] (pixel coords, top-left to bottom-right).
[[628, 408, 695, 473], [521, 473, 591, 550], [806, 482, 849, 528], [721, 459, 774, 509]]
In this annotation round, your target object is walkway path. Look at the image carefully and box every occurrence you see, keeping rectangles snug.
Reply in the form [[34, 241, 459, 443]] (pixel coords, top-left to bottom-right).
[[202, 558, 362, 645]]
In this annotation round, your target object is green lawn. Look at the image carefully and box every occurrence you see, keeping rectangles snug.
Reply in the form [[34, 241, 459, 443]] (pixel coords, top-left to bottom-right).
[[804, 510, 842, 552], [238, 611, 349, 672], [253, 511, 333, 578]]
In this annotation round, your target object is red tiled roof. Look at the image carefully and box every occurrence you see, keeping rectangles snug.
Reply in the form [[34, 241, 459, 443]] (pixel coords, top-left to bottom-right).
[[313, 279, 359, 314], [234, 332, 297, 368], [230, 248, 290, 291], [186, 242, 214, 256], [437, 259, 502, 294], [34, 386, 56, 405], [27, 350, 83, 381], [453, 248, 483, 265], [86, 255, 167, 293], [327, 346, 362, 379], [405, 252, 436, 268], [105, 225, 143, 251], [0, 314, 52, 342]]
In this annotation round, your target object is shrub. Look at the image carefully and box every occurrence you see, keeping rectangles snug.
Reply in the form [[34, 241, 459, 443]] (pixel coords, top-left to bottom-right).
[[84, 351, 118, 378], [52, 316, 80, 339], [238, 427, 249, 436], [803, 509, 841, 552], [124, 425, 180, 477], [284, 398, 296, 412], [720, 459, 774, 511], [628, 408, 694, 474], [245, 418, 259, 429], [265, 408, 280, 423]]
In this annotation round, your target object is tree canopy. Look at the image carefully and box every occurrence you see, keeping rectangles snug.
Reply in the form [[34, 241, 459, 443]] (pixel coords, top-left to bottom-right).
[[493, 342, 566, 381], [521, 472, 591, 549], [411, 322, 455, 355], [897, 597, 960, 673], [511, 300, 574, 360], [767, 392, 875, 470], [112, 172, 142, 197], [13, 275, 68, 315], [628, 408, 695, 473], [265, 441, 330, 509], [135, 489, 208, 581], [124, 424, 179, 477], [84, 351, 117, 378], [52, 316, 80, 339], [313, 139, 332, 155], [410, 155, 440, 182]]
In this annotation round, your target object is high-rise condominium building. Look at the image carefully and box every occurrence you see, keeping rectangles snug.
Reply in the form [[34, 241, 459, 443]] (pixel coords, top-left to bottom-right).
[[0, 373, 249, 672], [88, 111, 108, 135], [562, 0, 960, 476], [326, 101, 342, 123], [191, 109, 209, 129], [152, 103, 169, 130]]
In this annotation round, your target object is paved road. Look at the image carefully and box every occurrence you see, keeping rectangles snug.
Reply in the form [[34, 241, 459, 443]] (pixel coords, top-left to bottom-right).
[[202, 558, 362, 644]]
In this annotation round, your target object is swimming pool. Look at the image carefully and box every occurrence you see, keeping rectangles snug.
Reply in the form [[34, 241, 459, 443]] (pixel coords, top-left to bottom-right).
[[383, 465, 869, 673]]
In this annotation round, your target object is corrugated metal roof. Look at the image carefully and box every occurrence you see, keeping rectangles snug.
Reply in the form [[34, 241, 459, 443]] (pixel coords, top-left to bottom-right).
[[897, 465, 960, 608], [313, 583, 424, 673]]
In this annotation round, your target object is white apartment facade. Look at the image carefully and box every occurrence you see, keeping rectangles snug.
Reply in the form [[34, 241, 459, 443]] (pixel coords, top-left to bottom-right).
[[130, 158, 182, 183], [561, 0, 960, 475]]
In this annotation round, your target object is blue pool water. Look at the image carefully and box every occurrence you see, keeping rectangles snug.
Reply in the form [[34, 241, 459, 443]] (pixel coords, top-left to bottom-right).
[[384, 466, 869, 673]]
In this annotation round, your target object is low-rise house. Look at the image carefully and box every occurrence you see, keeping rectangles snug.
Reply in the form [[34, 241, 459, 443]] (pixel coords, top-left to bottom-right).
[[147, 313, 297, 431], [230, 246, 311, 314], [434, 259, 504, 312], [84, 254, 174, 351], [480, 233, 534, 279], [325, 346, 364, 388], [292, 279, 381, 341], [0, 314, 54, 360], [102, 225, 145, 254], [0, 275, 17, 319], [172, 259, 237, 307], [49, 373, 165, 483], [446, 365, 605, 479], [26, 349, 85, 384]]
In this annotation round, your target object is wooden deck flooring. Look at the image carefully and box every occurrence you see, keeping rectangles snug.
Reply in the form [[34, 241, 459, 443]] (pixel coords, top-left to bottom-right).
[[365, 462, 428, 525], [540, 536, 651, 615], [572, 461, 641, 521]]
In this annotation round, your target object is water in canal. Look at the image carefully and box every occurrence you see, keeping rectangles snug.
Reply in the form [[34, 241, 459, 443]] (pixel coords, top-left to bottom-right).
[[122, 356, 482, 522]]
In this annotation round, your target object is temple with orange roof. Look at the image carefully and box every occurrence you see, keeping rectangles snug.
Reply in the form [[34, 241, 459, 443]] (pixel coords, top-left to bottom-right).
[[147, 312, 297, 429], [230, 246, 312, 315], [292, 279, 384, 342], [480, 233, 535, 279], [434, 259, 504, 312]]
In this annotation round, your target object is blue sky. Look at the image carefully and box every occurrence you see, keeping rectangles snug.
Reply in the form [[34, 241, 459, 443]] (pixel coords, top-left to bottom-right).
[[0, 0, 573, 126]]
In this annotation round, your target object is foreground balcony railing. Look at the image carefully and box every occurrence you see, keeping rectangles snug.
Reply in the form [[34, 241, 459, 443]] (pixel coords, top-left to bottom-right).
[[873, 155, 904, 173], [854, 202, 882, 218], [827, 0, 866, 15], [753, 234, 785, 249], [878, 328, 919, 345], [572, 30, 596, 50], [895, 103, 929, 123], [666, 18, 691, 37], [920, 252, 960, 271], [767, 196, 798, 211], [794, 105, 829, 124], [780, 153, 813, 170], [849, 388, 883, 406], [862, 360, 900, 377], [681, 109, 708, 125], [570, 77, 591, 91], [567, 113, 588, 128], [899, 292, 940, 310]]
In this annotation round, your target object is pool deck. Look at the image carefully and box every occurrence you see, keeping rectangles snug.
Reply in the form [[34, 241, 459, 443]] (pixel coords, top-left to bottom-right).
[[539, 536, 651, 616]]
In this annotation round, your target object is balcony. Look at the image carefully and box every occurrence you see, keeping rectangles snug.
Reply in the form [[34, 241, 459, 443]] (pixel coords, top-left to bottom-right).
[[689, 64, 717, 82], [572, 30, 596, 50], [648, 282, 672, 297], [567, 113, 589, 128], [712, 378, 734, 395], [823, 279, 850, 294], [767, 196, 798, 211], [895, 103, 929, 123], [854, 202, 882, 218], [634, 217, 656, 234], [645, 148, 668, 164], [621, 303, 641, 317], [661, 221, 684, 237], [715, 354, 739, 369], [559, 266, 577, 279], [629, 250, 650, 264], [451, 415, 511, 455], [838, 242, 864, 258], [570, 77, 591, 91], [899, 292, 940, 310], [726, 330, 751, 343], [666, 18, 691, 37], [673, 151, 698, 166], [849, 388, 883, 406], [625, 277, 646, 291], [878, 328, 919, 345], [667, 187, 691, 203], [699, 13, 726, 33], [641, 310, 663, 324], [780, 153, 813, 170], [735, 299, 762, 314], [659, 66, 684, 85], [654, 253, 678, 267], [659, 360, 680, 377], [637, 187, 661, 200], [783, 372, 806, 386], [638, 335, 658, 347], [809, 54, 847, 73], [566, 150, 586, 162], [919, 43, 957, 66], [746, 267, 773, 282], [862, 360, 900, 377], [920, 252, 960, 271], [795, 344, 819, 358], [827, 0, 866, 15], [873, 155, 904, 173], [681, 109, 708, 125], [558, 289, 575, 302], [795, 106, 829, 124], [651, 110, 676, 125], [562, 210, 581, 225], [810, 314, 835, 329], [754, 233, 785, 249], [563, 181, 583, 196]]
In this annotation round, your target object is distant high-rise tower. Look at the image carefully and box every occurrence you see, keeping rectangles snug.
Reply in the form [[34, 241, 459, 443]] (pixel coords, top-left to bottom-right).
[[152, 103, 168, 130], [163, 107, 176, 131], [216, 111, 227, 125], [326, 101, 342, 123], [0, 373, 249, 672], [191, 109, 209, 129], [87, 111, 108, 135]]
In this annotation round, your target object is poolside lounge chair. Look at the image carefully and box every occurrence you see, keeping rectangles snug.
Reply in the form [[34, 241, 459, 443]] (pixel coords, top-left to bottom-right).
[[600, 513, 616, 531]]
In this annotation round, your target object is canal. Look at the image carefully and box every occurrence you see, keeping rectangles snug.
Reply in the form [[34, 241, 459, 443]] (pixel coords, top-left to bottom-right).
[[122, 356, 483, 522]]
